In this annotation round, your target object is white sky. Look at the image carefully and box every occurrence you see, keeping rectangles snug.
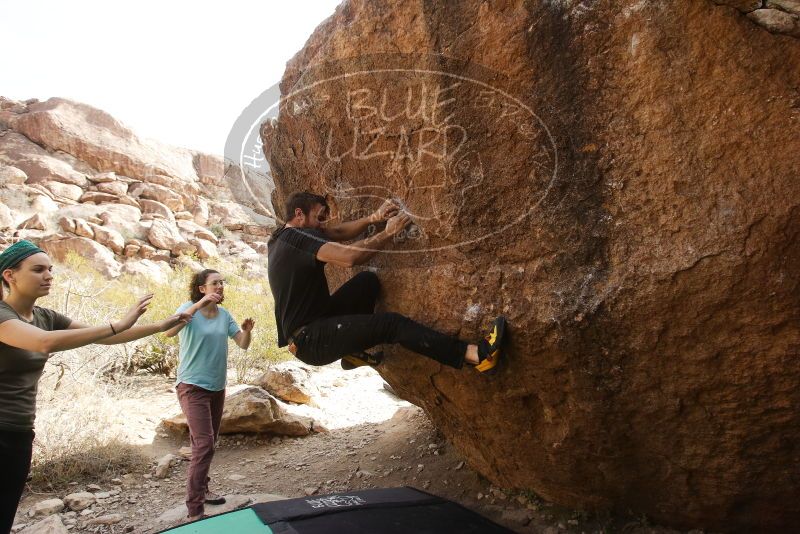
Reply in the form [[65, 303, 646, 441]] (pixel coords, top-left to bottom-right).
[[0, 0, 341, 154]]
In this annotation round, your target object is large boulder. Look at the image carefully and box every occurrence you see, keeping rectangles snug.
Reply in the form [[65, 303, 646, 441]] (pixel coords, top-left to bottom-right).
[[190, 237, 218, 259], [193, 152, 224, 182], [88, 171, 118, 183], [261, 1, 800, 531], [193, 197, 210, 226], [252, 362, 319, 405], [79, 191, 119, 204], [162, 386, 316, 436], [42, 180, 83, 201], [0, 132, 89, 186], [0, 163, 27, 184], [139, 198, 175, 223], [0, 98, 201, 185], [96, 204, 145, 238], [129, 182, 185, 212], [17, 213, 47, 231], [177, 218, 219, 243], [40, 236, 121, 278], [147, 219, 192, 255], [87, 222, 125, 254], [95, 180, 129, 197], [72, 218, 94, 239]]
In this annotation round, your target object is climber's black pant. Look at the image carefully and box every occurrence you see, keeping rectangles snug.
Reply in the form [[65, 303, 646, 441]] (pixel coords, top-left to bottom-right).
[[293, 272, 466, 369]]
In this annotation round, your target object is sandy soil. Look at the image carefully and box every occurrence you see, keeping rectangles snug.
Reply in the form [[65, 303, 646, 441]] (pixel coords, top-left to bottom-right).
[[15, 364, 692, 534]]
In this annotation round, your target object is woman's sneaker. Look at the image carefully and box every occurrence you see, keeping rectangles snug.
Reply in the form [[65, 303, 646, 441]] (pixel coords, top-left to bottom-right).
[[340, 351, 383, 370], [204, 491, 226, 505], [475, 316, 507, 374]]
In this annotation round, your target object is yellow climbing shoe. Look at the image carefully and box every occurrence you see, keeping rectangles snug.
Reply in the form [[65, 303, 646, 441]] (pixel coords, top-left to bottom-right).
[[341, 351, 384, 370], [475, 316, 506, 373]]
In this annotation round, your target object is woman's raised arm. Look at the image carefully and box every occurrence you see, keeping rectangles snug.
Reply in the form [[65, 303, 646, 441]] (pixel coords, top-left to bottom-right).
[[0, 294, 154, 353]]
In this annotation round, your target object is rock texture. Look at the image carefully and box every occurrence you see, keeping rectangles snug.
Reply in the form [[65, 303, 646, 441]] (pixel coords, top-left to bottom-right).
[[262, 0, 800, 531], [0, 97, 275, 276], [18, 514, 68, 534], [717, 0, 800, 36]]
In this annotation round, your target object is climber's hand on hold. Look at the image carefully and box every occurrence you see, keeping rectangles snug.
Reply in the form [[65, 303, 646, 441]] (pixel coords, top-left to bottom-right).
[[385, 213, 412, 236], [370, 199, 401, 223]]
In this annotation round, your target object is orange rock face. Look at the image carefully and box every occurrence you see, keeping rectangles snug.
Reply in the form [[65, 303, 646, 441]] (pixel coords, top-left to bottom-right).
[[261, 1, 800, 530]]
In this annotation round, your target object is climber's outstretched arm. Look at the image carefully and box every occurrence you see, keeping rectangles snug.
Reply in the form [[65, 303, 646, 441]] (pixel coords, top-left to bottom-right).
[[321, 215, 373, 242], [317, 212, 411, 267], [321, 199, 400, 242]]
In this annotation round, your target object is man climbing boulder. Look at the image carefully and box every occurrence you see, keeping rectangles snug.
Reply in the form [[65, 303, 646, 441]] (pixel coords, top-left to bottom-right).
[[267, 191, 505, 372]]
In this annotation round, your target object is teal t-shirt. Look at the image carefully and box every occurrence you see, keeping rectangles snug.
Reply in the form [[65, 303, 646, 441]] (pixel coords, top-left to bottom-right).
[[175, 302, 240, 391]]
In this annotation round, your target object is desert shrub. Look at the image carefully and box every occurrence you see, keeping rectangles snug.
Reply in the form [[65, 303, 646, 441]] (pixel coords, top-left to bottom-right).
[[209, 223, 226, 239]]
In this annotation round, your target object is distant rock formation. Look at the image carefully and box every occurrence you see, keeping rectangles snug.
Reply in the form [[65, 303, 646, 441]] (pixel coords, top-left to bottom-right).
[[0, 97, 275, 277], [262, 0, 800, 531]]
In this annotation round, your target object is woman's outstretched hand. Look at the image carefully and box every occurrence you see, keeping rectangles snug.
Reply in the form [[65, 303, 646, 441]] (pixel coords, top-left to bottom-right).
[[114, 294, 154, 332], [159, 312, 193, 332], [241, 318, 255, 332], [197, 293, 222, 308]]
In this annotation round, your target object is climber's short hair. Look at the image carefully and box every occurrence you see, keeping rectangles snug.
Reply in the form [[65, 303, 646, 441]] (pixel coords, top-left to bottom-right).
[[284, 191, 328, 221]]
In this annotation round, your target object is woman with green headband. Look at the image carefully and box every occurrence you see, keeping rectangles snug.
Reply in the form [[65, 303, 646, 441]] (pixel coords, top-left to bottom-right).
[[0, 240, 192, 533]]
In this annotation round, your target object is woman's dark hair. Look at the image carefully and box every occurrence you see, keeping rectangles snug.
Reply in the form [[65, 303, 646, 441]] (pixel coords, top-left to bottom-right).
[[284, 191, 328, 221], [189, 269, 220, 303]]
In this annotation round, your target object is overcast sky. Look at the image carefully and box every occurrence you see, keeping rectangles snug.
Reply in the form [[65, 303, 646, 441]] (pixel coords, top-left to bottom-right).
[[0, 0, 340, 154]]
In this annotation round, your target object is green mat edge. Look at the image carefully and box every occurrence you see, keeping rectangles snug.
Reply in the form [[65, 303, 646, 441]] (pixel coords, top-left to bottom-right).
[[159, 507, 271, 534]]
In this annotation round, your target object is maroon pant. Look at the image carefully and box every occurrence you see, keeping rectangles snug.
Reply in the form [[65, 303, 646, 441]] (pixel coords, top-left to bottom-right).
[[176, 383, 225, 517]]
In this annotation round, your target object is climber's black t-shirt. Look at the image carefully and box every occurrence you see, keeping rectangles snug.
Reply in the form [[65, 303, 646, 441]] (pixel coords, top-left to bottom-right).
[[267, 226, 331, 347]]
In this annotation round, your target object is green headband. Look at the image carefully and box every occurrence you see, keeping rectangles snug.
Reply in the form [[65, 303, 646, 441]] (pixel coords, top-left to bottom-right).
[[0, 240, 45, 274]]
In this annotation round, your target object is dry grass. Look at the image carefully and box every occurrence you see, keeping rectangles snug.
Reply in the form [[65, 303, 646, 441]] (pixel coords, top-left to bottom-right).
[[27, 254, 288, 490], [29, 378, 148, 491]]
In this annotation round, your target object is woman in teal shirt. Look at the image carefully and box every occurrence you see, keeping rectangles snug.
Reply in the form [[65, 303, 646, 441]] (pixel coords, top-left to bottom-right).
[[165, 268, 253, 521]]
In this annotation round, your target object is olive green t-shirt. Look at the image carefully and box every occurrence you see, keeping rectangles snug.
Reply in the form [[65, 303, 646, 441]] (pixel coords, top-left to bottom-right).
[[0, 301, 72, 431]]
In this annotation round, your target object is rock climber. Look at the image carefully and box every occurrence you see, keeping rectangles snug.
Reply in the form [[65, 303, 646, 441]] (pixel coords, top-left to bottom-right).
[[266, 191, 506, 372]]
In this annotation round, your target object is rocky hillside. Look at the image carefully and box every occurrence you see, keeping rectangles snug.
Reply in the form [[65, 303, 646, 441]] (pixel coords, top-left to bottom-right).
[[262, 0, 800, 531], [0, 97, 275, 280]]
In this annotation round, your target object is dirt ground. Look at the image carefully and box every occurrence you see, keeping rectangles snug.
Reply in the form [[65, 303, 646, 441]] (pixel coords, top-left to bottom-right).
[[15, 364, 694, 534]]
